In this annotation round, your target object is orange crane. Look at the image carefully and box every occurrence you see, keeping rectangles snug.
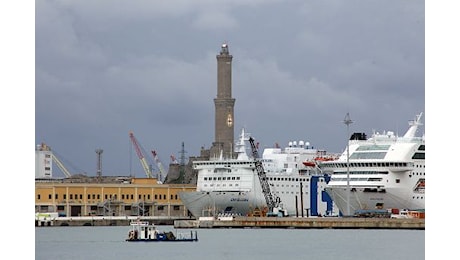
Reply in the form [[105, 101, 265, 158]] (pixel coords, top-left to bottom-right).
[[129, 131, 153, 178]]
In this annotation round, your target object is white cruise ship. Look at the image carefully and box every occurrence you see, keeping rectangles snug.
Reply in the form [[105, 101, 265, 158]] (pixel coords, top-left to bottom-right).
[[179, 128, 338, 218], [319, 113, 425, 216]]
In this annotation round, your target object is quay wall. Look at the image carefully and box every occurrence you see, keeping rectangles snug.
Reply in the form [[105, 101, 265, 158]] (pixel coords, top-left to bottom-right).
[[174, 217, 425, 230], [36, 216, 425, 230], [35, 216, 193, 227]]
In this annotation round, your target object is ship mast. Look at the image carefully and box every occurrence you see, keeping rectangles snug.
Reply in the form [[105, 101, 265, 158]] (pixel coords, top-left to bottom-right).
[[403, 112, 423, 138], [343, 113, 353, 217]]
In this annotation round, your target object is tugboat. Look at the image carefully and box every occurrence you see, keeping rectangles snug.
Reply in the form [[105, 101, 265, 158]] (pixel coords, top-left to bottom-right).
[[126, 221, 198, 242]]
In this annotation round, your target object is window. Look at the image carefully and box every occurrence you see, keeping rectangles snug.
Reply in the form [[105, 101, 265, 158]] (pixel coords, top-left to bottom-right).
[[70, 194, 73, 199], [64, 194, 66, 199], [37, 194, 41, 200], [55, 194, 58, 199], [87, 194, 91, 199], [158, 206, 165, 211], [155, 194, 158, 200], [173, 205, 180, 211], [396, 179, 400, 183]]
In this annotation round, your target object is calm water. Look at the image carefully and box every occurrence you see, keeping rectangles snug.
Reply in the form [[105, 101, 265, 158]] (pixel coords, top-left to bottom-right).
[[35, 226, 424, 260]]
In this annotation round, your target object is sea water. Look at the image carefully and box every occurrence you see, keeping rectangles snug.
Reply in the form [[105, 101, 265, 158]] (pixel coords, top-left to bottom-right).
[[35, 226, 424, 260]]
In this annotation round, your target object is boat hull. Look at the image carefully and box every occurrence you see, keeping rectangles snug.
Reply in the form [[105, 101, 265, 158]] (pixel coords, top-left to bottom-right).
[[179, 190, 265, 218], [126, 239, 198, 242], [325, 186, 425, 215], [179, 175, 335, 218]]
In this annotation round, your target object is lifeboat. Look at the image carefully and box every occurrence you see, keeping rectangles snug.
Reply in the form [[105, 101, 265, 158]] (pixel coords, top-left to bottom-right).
[[302, 161, 316, 167]]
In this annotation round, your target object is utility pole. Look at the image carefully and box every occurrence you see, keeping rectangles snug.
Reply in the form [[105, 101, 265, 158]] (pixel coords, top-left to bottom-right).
[[96, 149, 103, 182], [179, 142, 187, 184]]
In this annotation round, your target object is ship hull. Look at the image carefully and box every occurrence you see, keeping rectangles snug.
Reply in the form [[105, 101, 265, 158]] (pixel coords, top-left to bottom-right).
[[179, 175, 335, 218], [178, 191, 265, 218], [325, 186, 425, 215]]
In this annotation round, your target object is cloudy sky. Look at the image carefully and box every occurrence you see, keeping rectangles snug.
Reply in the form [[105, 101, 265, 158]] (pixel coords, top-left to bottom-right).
[[31, 0, 427, 178]]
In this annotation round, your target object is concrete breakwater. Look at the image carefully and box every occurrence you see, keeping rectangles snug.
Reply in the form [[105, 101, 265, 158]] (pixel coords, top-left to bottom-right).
[[174, 216, 425, 230]]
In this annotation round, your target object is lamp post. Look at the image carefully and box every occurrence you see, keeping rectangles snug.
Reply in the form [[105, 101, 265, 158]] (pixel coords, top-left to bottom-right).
[[343, 113, 353, 216]]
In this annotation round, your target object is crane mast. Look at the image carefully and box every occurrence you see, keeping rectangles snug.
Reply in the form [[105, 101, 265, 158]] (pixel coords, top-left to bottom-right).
[[248, 137, 280, 212], [129, 131, 153, 178], [151, 150, 167, 182]]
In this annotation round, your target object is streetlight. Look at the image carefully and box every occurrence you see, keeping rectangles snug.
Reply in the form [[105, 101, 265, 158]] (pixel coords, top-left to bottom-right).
[[343, 113, 353, 216]]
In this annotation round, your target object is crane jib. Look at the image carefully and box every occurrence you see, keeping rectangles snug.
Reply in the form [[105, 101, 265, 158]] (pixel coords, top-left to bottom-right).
[[248, 137, 281, 211]]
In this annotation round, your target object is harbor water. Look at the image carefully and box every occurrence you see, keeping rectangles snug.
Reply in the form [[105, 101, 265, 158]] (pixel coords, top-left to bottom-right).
[[35, 226, 424, 260]]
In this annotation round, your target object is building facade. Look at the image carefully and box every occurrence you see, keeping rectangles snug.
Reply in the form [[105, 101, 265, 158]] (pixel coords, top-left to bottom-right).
[[35, 177, 196, 217]]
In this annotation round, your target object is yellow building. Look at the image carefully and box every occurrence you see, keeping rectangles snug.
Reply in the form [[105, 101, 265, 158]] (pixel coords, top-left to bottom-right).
[[35, 177, 196, 217]]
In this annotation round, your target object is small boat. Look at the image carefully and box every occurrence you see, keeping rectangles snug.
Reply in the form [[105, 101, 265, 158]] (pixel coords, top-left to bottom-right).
[[302, 161, 316, 167], [125, 221, 198, 242]]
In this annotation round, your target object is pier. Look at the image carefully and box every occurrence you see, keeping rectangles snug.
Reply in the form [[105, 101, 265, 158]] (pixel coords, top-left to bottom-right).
[[174, 216, 425, 230], [35, 216, 194, 227], [35, 215, 425, 230]]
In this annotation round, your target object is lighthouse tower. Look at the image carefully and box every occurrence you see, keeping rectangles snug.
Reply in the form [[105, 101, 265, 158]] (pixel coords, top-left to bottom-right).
[[210, 43, 235, 159]]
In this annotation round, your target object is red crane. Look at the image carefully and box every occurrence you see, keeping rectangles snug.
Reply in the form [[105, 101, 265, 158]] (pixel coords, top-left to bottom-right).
[[129, 131, 153, 178]]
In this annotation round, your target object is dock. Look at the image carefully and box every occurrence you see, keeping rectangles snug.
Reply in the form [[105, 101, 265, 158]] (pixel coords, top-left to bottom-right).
[[35, 216, 194, 227], [174, 216, 425, 230]]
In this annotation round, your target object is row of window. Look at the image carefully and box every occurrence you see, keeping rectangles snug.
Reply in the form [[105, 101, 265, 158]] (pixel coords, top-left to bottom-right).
[[37, 193, 178, 201], [204, 176, 241, 181], [334, 171, 388, 175], [323, 162, 411, 168], [203, 176, 313, 182], [54, 205, 179, 211], [197, 162, 253, 167], [330, 177, 383, 182]]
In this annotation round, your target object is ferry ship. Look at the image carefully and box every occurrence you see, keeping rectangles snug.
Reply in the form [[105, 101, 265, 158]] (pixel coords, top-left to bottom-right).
[[319, 113, 425, 216], [179, 128, 338, 218]]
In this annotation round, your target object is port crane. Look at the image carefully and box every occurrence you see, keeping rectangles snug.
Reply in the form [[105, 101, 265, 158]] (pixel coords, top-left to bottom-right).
[[52, 154, 73, 178], [248, 137, 287, 217], [129, 131, 153, 178], [151, 150, 167, 183], [38, 142, 73, 178]]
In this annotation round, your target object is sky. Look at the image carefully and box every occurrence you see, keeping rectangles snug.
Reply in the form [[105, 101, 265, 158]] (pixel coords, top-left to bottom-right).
[[3, 1, 460, 257], [31, 0, 428, 178]]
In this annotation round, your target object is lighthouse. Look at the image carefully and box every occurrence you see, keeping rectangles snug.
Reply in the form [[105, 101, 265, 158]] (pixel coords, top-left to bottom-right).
[[210, 43, 235, 159]]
